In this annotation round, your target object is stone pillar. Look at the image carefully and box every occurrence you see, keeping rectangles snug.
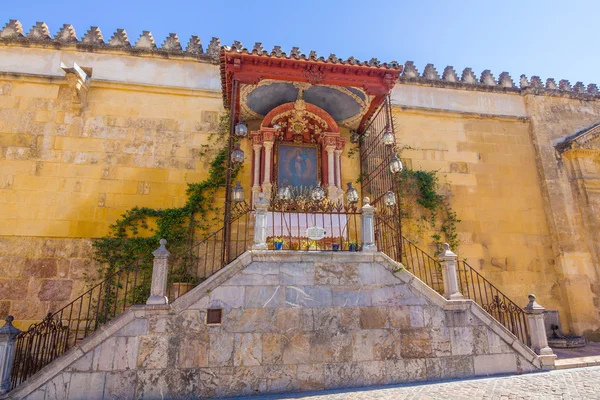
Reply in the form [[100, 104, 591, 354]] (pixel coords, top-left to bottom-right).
[[146, 239, 170, 305], [438, 243, 464, 300], [524, 294, 556, 369], [262, 141, 273, 199], [334, 149, 342, 189], [252, 144, 262, 203], [252, 193, 269, 250], [326, 146, 336, 197], [361, 197, 377, 252], [0, 316, 21, 394]]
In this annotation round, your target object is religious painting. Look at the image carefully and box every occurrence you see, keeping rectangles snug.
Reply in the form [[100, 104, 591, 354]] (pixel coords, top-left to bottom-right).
[[276, 143, 320, 189]]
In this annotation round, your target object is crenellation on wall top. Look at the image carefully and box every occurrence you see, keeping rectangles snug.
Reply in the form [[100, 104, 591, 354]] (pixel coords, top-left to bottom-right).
[[399, 61, 600, 99], [1, 18, 599, 99], [0, 19, 215, 61]]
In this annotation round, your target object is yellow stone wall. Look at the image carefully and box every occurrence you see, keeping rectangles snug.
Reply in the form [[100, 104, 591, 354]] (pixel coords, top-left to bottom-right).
[[0, 52, 229, 328], [392, 106, 567, 320]]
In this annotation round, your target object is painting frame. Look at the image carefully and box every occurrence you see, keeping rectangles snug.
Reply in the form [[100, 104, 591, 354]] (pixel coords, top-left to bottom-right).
[[274, 141, 321, 190]]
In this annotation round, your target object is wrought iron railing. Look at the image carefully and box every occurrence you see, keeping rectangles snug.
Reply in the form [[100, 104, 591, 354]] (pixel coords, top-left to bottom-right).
[[266, 189, 361, 251], [10, 257, 152, 389], [393, 236, 529, 346], [10, 202, 253, 389], [457, 259, 529, 345], [168, 201, 253, 300]]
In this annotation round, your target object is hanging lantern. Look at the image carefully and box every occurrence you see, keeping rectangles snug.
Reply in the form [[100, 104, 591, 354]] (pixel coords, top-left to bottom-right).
[[389, 153, 403, 174], [311, 182, 325, 201], [234, 121, 248, 138], [345, 182, 359, 203], [383, 190, 396, 207], [231, 142, 244, 165], [277, 185, 291, 201], [232, 181, 245, 203], [350, 130, 360, 144], [382, 128, 395, 147], [273, 124, 281, 131]]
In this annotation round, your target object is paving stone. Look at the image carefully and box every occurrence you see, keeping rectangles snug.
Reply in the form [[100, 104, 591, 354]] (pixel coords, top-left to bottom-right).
[[239, 365, 600, 400]]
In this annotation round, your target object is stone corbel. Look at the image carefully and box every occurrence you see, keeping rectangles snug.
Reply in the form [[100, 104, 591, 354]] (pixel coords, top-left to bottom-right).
[[61, 61, 91, 112]]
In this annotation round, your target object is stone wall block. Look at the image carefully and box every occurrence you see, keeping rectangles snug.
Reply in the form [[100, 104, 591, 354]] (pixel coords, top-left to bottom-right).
[[285, 286, 332, 307], [400, 329, 433, 358], [359, 307, 387, 329], [314, 307, 359, 333], [68, 351, 93, 372], [332, 288, 371, 307], [245, 286, 284, 308], [473, 353, 517, 376], [450, 326, 474, 355], [324, 362, 364, 390], [178, 334, 208, 369], [224, 308, 277, 333], [430, 327, 452, 356], [104, 370, 137, 400], [276, 308, 313, 333], [113, 336, 138, 370], [296, 364, 325, 391], [225, 263, 279, 286], [310, 331, 353, 363], [441, 355, 474, 379], [281, 332, 310, 364], [92, 337, 116, 371], [137, 335, 169, 369], [208, 332, 234, 366], [279, 263, 314, 285], [314, 263, 360, 285], [261, 333, 283, 365], [234, 333, 263, 366], [44, 373, 70, 400], [68, 372, 106, 400]]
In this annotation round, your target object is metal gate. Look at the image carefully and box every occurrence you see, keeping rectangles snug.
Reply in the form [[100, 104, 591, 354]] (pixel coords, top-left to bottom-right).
[[359, 96, 403, 261]]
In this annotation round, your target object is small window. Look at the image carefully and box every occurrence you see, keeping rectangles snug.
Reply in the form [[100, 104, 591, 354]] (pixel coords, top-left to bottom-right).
[[207, 309, 222, 325]]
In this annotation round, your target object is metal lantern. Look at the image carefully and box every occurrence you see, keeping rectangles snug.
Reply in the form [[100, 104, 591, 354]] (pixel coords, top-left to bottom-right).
[[345, 182, 359, 203], [277, 185, 291, 201], [311, 182, 325, 201], [231, 142, 244, 165], [350, 130, 360, 144], [383, 190, 396, 207], [382, 128, 395, 147], [234, 122, 248, 138], [389, 153, 403, 174], [232, 181, 245, 203]]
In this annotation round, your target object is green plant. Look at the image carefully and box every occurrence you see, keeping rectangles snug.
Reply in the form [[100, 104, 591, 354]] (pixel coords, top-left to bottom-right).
[[273, 237, 284, 244], [91, 113, 240, 295], [397, 168, 460, 251]]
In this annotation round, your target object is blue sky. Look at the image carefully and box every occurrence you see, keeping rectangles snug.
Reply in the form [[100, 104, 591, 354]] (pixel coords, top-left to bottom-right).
[[2, 0, 598, 85]]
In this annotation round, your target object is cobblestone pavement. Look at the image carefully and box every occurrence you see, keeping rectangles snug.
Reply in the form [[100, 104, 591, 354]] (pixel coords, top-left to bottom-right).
[[237, 366, 600, 400]]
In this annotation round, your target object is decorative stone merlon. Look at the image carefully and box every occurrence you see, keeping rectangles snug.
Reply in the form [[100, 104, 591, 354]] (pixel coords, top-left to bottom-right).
[[81, 26, 104, 45], [546, 78, 558, 90], [135, 31, 156, 49], [54, 24, 77, 43], [573, 82, 586, 93], [461, 68, 477, 84], [423, 64, 440, 80], [206, 37, 221, 58], [523, 294, 556, 369], [147, 239, 170, 305], [108, 29, 130, 47], [185, 35, 202, 54], [519, 74, 530, 88], [0, 19, 24, 39], [361, 197, 376, 253], [26, 22, 51, 41], [60, 61, 91, 112], [438, 243, 464, 300], [498, 72, 515, 88], [559, 79, 572, 91], [252, 193, 269, 250], [402, 61, 419, 78], [440, 66, 457, 82], [530, 76, 543, 88], [480, 70, 496, 86], [0, 316, 21, 394]]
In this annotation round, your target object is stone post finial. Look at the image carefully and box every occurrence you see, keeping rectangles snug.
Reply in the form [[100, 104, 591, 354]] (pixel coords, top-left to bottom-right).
[[361, 197, 376, 252], [523, 293, 556, 369], [252, 193, 269, 250], [438, 243, 464, 300], [147, 239, 170, 305], [0, 315, 21, 394]]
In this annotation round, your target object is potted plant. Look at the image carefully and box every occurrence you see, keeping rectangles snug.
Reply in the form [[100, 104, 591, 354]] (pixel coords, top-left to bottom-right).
[[347, 240, 359, 252], [306, 240, 318, 251], [332, 243, 340, 251], [273, 237, 284, 250]]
